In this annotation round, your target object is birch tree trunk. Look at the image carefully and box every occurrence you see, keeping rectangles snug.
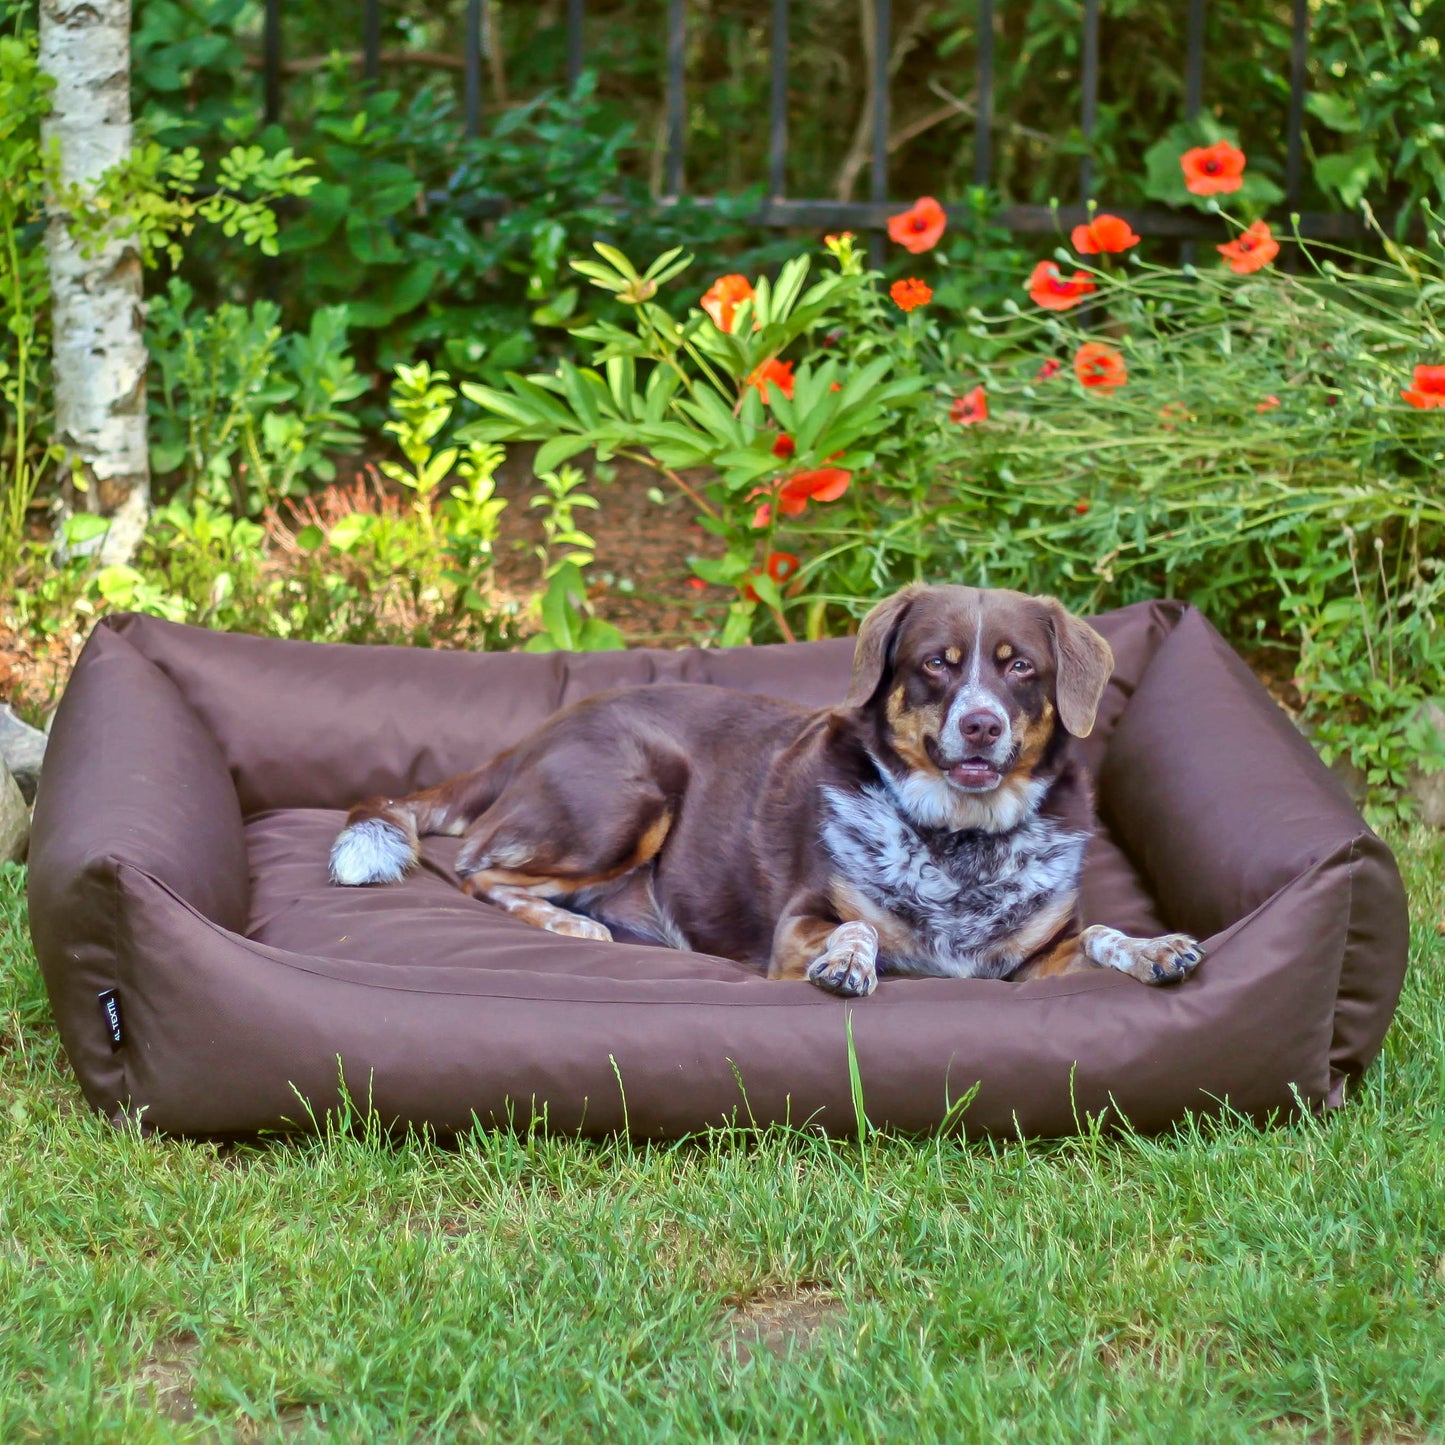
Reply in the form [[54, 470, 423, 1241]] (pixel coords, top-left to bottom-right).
[[39, 0, 149, 564]]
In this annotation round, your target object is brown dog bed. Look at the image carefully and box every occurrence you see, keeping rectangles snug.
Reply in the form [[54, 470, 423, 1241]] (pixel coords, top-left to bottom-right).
[[27, 603, 1407, 1139]]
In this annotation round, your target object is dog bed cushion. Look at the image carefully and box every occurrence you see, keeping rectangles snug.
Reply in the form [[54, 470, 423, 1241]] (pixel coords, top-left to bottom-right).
[[27, 603, 1407, 1139]]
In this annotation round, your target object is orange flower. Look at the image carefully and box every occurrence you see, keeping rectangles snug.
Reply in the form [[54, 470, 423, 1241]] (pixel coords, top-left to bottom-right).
[[700, 274, 755, 332], [1257, 395, 1281, 413], [1218, 220, 1279, 275], [1074, 341, 1127, 391], [1402, 364, 1445, 408], [890, 277, 933, 312], [767, 551, 801, 583], [950, 387, 988, 425], [887, 197, 946, 254], [1027, 261, 1097, 312], [1181, 140, 1246, 196], [778, 467, 851, 516], [744, 551, 802, 600], [747, 358, 795, 402], [772, 433, 796, 459], [1071, 214, 1141, 255]]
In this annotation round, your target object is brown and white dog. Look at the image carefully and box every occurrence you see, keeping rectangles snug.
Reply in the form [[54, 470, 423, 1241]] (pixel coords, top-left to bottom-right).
[[329, 584, 1202, 997]]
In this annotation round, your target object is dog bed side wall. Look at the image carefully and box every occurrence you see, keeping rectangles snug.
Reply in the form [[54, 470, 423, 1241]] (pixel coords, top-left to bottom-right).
[[1098, 606, 1409, 1099], [103, 612, 860, 815], [27, 620, 249, 1119]]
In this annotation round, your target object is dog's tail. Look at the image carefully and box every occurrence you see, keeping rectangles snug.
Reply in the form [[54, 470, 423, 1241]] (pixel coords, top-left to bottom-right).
[[328, 759, 511, 886]]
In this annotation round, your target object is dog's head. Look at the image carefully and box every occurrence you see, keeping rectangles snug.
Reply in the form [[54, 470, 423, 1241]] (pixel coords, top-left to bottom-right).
[[843, 584, 1113, 831]]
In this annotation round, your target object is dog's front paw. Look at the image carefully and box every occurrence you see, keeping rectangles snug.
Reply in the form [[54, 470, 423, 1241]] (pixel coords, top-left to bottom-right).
[[1081, 925, 1203, 985], [1138, 933, 1204, 984], [805, 921, 880, 998]]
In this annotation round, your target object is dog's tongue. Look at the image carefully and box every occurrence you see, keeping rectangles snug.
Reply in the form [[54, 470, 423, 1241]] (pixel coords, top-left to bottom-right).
[[949, 760, 1001, 789]]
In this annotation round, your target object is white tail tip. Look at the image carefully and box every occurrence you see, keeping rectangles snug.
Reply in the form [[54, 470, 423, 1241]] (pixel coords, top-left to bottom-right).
[[329, 818, 415, 886]]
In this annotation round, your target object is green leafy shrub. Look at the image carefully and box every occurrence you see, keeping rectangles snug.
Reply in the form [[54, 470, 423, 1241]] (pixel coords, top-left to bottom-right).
[[73, 364, 519, 651], [166, 65, 776, 384], [146, 279, 366, 514]]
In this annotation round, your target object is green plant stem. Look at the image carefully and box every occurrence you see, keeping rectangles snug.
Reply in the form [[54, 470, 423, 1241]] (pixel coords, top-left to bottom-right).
[[619, 452, 719, 520]]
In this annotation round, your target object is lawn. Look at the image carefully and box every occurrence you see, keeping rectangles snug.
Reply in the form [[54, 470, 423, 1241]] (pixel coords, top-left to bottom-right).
[[1, 833, 1443, 1442]]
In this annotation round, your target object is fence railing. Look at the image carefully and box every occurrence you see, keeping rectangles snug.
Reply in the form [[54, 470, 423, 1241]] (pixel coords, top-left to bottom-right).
[[257, 1, 1369, 245]]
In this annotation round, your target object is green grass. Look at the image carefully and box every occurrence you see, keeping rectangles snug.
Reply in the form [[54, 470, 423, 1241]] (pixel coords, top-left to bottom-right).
[[2, 834, 1444, 1443]]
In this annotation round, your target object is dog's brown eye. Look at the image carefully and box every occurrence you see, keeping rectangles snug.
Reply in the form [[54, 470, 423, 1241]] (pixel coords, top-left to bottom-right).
[[923, 656, 948, 675], [1009, 657, 1034, 676]]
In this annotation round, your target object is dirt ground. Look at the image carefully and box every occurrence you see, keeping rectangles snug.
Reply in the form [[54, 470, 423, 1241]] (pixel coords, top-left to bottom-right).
[[489, 450, 728, 646]]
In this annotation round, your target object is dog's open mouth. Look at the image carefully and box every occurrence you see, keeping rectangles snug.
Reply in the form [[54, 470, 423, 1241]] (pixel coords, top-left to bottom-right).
[[946, 758, 1004, 791]]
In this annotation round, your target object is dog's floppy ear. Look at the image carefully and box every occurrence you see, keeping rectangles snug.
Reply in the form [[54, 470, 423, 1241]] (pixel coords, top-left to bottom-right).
[[846, 585, 928, 708], [1043, 598, 1114, 738]]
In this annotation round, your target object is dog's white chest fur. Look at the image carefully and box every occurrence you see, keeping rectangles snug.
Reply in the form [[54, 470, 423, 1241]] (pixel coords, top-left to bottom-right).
[[820, 782, 1087, 979]]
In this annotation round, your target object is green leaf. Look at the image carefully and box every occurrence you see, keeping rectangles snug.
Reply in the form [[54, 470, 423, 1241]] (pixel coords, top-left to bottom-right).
[[1314, 146, 1381, 209], [534, 434, 594, 473], [691, 554, 751, 585], [748, 571, 784, 611], [592, 242, 639, 279], [720, 601, 755, 647], [578, 617, 625, 651], [1307, 92, 1362, 134]]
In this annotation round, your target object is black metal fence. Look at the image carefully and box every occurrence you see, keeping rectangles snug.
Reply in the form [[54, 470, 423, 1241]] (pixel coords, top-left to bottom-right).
[[258, 0, 1359, 244]]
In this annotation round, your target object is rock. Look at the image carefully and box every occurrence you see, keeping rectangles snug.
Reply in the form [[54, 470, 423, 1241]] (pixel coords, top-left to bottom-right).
[[0, 760, 27, 863], [0, 703, 46, 804], [1408, 701, 1445, 828]]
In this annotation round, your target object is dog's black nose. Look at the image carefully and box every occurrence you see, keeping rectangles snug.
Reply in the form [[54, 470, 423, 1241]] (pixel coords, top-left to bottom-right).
[[959, 709, 1003, 747]]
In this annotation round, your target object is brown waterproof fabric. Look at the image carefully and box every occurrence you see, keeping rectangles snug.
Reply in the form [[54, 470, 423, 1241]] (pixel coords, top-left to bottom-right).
[[26, 603, 1408, 1138]]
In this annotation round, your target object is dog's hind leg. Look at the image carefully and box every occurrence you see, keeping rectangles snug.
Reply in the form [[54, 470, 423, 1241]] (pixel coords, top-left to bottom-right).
[[466, 880, 616, 942], [330, 761, 515, 886], [454, 732, 687, 943]]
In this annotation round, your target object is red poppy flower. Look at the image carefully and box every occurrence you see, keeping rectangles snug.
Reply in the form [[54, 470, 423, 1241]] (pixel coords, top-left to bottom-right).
[[1036, 357, 1063, 381], [685, 577, 707, 591], [1180, 140, 1246, 196], [1075, 502, 1090, 515], [950, 387, 988, 425], [1403, 364, 1445, 408], [1257, 395, 1281, 413], [772, 433, 796, 459], [778, 467, 851, 516], [767, 551, 801, 583], [747, 358, 795, 402], [744, 551, 802, 600], [890, 277, 933, 312], [887, 197, 946, 254], [1218, 220, 1279, 275], [1074, 341, 1127, 391], [1071, 214, 1140, 255], [1027, 261, 1097, 312], [700, 274, 755, 332]]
